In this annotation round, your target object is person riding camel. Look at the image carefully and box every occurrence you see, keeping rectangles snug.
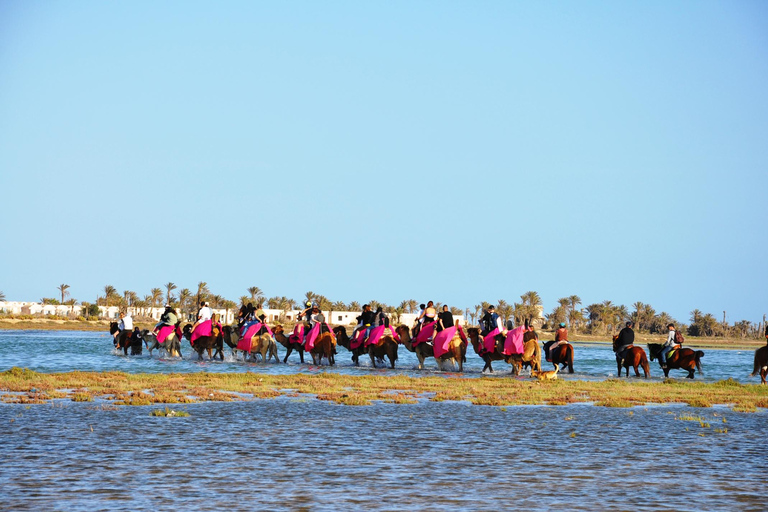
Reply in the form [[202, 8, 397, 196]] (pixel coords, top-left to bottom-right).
[[351, 304, 376, 342], [154, 305, 178, 335], [545, 322, 568, 362], [192, 301, 212, 331], [615, 321, 635, 366], [479, 305, 505, 353], [237, 303, 255, 329], [523, 320, 538, 344], [412, 303, 427, 337], [436, 305, 454, 332]]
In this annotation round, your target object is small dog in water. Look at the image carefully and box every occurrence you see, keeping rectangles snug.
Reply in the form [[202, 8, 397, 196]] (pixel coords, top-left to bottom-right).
[[531, 366, 559, 381]]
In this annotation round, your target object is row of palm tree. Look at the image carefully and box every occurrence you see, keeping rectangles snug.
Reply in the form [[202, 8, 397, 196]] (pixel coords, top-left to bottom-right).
[[2, 285, 764, 339]]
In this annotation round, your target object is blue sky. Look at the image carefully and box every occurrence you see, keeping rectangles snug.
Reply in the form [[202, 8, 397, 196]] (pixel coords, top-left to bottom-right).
[[1, 0, 766, 324]]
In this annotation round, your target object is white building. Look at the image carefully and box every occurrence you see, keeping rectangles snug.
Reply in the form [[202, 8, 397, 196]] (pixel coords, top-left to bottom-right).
[[0, 301, 466, 328]]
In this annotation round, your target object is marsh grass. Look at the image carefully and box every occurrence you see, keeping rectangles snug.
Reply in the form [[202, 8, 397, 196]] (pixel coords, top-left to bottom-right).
[[150, 407, 190, 417], [1, 367, 767, 411]]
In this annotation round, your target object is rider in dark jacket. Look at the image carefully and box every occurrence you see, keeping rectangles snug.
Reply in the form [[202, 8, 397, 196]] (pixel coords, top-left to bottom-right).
[[615, 321, 635, 364]]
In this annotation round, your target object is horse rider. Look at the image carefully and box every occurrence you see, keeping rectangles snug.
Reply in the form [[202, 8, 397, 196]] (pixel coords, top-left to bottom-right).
[[659, 323, 679, 369], [153, 305, 178, 335], [545, 322, 568, 361], [615, 321, 635, 366], [114, 310, 133, 345]]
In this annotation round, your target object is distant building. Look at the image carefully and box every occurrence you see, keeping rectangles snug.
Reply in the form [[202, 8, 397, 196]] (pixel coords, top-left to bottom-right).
[[0, 301, 469, 328]]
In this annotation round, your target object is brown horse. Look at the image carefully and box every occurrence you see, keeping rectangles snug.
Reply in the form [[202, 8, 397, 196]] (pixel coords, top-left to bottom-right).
[[549, 342, 574, 373], [308, 331, 336, 366], [647, 343, 703, 379], [273, 325, 305, 364], [397, 325, 467, 372], [182, 323, 224, 361], [751, 345, 768, 384], [466, 328, 540, 374], [109, 322, 133, 356], [612, 336, 650, 378]]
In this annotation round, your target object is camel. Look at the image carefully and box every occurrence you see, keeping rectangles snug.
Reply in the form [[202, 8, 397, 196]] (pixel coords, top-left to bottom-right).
[[142, 328, 182, 358], [308, 331, 336, 366], [396, 325, 466, 372], [466, 327, 540, 374], [182, 322, 224, 361], [274, 325, 305, 363]]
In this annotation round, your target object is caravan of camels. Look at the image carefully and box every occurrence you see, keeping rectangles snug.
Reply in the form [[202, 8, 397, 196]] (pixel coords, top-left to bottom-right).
[[109, 299, 768, 382]]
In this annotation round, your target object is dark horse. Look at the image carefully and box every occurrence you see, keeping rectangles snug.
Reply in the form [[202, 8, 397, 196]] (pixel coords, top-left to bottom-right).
[[647, 343, 703, 379], [612, 335, 650, 378], [546, 342, 574, 373], [182, 322, 224, 361], [751, 345, 768, 384], [109, 322, 134, 355]]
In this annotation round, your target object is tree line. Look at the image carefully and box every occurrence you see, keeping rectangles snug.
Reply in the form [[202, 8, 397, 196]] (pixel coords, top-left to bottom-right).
[[3, 285, 766, 340]]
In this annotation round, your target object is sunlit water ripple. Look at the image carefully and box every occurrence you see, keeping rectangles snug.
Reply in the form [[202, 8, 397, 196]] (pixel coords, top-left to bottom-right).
[[0, 330, 764, 511]]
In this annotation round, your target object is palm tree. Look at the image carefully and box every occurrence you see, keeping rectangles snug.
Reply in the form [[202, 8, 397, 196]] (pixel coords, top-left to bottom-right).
[[57, 284, 70, 304], [123, 290, 138, 307], [164, 282, 177, 306], [497, 299, 511, 324], [223, 300, 238, 322], [247, 286, 264, 304], [567, 295, 582, 328], [0, 290, 5, 302], [407, 299, 418, 314], [348, 301, 361, 312], [177, 289, 191, 316], [195, 282, 209, 307], [103, 285, 117, 307], [303, 291, 316, 306], [150, 288, 163, 308]]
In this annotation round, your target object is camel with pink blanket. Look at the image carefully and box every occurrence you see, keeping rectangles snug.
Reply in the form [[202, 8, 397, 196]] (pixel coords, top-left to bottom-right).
[[234, 323, 279, 363], [466, 327, 540, 374], [397, 324, 467, 372]]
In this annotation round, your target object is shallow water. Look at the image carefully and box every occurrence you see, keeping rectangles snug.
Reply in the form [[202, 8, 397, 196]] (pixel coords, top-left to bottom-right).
[[0, 399, 764, 511], [0, 330, 760, 383], [1, 330, 764, 511]]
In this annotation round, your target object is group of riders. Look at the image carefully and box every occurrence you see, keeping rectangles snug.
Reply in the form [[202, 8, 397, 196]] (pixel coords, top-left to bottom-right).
[[109, 301, 753, 373]]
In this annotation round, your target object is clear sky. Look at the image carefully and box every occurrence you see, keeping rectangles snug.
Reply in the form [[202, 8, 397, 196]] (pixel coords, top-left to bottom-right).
[[1, 0, 766, 324]]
